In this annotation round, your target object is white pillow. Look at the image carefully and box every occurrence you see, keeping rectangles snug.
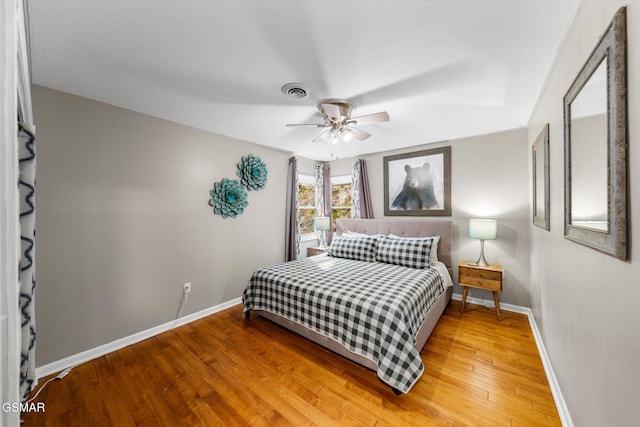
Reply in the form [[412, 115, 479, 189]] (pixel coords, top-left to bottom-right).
[[342, 231, 383, 238], [342, 231, 370, 237], [389, 234, 440, 264]]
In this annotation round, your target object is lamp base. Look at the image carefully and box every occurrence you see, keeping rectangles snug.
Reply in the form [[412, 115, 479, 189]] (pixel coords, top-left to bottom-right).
[[472, 239, 490, 267], [318, 230, 327, 248]]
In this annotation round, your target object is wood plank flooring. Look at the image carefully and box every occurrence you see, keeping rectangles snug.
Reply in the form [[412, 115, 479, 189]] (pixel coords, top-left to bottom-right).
[[22, 301, 560, 426]]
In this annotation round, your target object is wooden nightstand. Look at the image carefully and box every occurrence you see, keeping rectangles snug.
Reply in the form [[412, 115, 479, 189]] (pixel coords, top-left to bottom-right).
[[307, 246, 330, 257], [458, 260, 504, 320]]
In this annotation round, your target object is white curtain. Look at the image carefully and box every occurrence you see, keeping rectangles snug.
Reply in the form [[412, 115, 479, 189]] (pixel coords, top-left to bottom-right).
[[314, 163, 324, 245], [18, 124, 36, 400], [16, 0, 38, 402], [352, 158, 374, 219], [315, 163, 332, 244], [1, 0, 23, 424]]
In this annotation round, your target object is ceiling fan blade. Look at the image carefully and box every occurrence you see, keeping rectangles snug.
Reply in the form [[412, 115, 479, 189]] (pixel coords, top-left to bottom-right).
[[320, 103, 342, 121], [348, 127, 371, 141], [312, 129, 331, 143], [286, 123, 327, 127], [348, 111, 389, 126]]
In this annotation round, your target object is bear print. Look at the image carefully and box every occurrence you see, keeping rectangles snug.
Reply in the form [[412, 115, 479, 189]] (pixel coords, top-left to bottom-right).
[[392, 163, 439, 210]]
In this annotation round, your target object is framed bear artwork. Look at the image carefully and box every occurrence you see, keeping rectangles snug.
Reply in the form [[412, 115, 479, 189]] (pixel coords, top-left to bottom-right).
[[383, 146, 451, 216]]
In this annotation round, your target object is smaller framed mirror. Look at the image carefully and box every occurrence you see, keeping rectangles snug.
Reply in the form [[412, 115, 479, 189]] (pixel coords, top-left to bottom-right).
[[563, 7, 628, 260], [533, 124, 550, 230]]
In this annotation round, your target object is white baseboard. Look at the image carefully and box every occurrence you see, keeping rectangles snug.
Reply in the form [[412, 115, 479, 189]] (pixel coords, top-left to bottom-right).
[[35, 297, 242, 379], [451, 292, 531, 315], [452, 293, 573, 427]]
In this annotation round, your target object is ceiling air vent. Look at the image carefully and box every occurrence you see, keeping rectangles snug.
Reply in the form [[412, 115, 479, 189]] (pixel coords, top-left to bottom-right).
[[281, 83, 308, 99]]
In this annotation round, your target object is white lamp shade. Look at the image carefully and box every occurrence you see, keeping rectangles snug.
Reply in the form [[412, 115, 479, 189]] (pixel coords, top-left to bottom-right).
[[314, 216, 331, 231], [468, 219, 497, 240]]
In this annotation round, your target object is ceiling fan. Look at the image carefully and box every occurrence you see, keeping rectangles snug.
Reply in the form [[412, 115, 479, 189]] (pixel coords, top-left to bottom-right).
[[286, 100, 389, 144]]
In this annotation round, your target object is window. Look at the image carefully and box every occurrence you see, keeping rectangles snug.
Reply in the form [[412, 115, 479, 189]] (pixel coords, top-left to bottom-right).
[[298, 175, 316, 235], [331, 175, 352, 228]]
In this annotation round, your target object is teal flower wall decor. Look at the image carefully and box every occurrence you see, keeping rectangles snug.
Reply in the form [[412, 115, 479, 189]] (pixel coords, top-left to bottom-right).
[[237, 154, 268, 190], [209, 178, 249, 218]]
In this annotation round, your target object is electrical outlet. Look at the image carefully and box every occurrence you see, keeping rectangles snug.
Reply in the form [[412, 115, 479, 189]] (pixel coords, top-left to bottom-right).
[[183, 282, 191, 294]]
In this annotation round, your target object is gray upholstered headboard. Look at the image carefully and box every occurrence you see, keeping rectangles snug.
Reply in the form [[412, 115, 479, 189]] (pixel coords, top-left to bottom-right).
[[336, 218, 453, 269]]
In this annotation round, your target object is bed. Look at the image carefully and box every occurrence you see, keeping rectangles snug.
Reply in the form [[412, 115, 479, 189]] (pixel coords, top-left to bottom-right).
[[242, 218, 453, 394]]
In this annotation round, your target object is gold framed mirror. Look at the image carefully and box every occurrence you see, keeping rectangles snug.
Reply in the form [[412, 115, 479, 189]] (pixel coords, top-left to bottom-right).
[[533, 124, 550, 231], [563, 6, 627, 260]]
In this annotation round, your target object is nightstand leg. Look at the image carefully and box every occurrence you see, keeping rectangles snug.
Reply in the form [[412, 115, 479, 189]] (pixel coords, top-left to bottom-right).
[[460, 286, 468, 313], [493, 291, 501, 320]]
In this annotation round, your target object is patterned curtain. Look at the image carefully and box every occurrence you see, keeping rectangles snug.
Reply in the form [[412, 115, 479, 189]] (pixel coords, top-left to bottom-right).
[[352, 158, 374, 219], [314, 163, 324, 245], [285, 157, 299, 261], [315, 163, 333, 245], [322, 163, 333, 244], [18, 123, 36, 400]]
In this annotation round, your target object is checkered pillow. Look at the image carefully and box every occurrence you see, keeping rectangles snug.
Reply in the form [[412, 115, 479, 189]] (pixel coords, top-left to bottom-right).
[[389, 234, 440, 264], [327, 235, 378, 262], [376, 235, 434, 269]]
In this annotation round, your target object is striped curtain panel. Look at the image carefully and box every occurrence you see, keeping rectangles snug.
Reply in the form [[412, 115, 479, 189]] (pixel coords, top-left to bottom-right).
[[322, 163, 333, 244], [285, 157, 299, 261], [352, 158, 374, 219], [315, 163, 333, 245], [18, 123, 37, 400], [314, 163, 325, 244]]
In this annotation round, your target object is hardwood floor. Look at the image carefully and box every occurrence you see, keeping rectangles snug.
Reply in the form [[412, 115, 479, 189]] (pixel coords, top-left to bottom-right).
[[22, 301, 560, 426]]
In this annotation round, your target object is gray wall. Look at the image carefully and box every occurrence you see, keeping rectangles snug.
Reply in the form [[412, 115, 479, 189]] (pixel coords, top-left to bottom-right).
[[353, 127, 531, 307], [527, 1, 640, 425], [33, 86, 290, 366]]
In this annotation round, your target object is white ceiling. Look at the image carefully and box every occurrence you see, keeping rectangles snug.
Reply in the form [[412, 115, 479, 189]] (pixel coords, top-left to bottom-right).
[[28, 0, 579, 161]]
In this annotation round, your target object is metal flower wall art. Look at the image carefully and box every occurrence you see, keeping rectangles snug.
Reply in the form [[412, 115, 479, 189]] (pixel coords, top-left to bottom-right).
[[236, 154, 268, 191], [209, 154, 267, 219], [209, 178, 249, 219]]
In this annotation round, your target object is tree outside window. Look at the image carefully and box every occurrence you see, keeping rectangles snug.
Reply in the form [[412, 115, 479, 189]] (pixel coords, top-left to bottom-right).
[[298, 175, 316, 234]]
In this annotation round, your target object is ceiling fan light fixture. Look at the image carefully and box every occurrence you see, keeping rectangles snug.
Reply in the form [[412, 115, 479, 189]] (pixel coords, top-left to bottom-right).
[[342, 129, 353, 143], [328, 128, 339, 145], [281, 83, 309, 99], [286, 99, 389, 145]]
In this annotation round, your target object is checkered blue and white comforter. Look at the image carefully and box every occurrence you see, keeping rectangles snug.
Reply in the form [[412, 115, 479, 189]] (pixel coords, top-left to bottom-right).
[[242, 254, 444, 394]]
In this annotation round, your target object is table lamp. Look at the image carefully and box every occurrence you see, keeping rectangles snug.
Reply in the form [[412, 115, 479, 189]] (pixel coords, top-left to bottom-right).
[[468, 218, 497, 266]]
